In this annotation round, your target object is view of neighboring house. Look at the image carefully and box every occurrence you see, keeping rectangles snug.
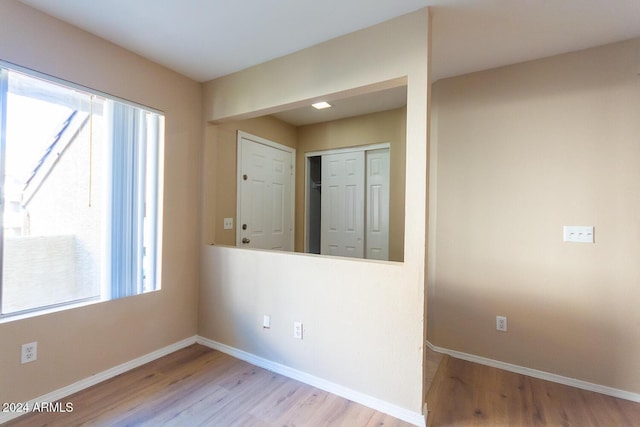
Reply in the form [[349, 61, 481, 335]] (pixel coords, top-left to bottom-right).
[[2, 72, 99, 313]]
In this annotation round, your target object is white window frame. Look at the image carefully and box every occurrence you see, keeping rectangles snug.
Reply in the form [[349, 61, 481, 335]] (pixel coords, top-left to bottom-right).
[[0, 60, 165, 320]]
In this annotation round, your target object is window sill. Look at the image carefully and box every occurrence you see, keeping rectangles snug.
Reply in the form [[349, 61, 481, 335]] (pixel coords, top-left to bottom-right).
[[0, 296, 104, 324]]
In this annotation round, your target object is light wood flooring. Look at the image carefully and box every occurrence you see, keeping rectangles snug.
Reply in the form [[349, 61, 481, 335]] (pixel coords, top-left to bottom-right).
[[7, 344, 640, 426], [426, 353, 640, 426], [6, 344, 414, 427]]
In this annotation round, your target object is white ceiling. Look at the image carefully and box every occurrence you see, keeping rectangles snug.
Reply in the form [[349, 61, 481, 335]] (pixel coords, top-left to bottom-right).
[[272, 86, 407, 127], [17, 0, 640, 126], [18, 0, 430, 82], [430, 0, 640, 81], [19, 0, 640, 84]]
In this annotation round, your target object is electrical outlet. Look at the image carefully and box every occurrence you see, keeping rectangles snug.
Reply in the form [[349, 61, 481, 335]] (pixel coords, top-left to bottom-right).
[[21, 342, 38, 364], [496, 316, 507, 332], [293, 321, 303, 339], [223, 218, 233, 230]]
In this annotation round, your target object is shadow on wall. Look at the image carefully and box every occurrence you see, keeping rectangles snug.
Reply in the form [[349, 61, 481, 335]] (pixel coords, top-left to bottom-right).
[[429, 270, 632, 390]]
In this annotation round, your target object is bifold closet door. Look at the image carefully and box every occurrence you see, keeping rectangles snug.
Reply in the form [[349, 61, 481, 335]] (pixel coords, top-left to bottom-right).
[[365, 149, 390, 260], [321, 151, 365, 258]]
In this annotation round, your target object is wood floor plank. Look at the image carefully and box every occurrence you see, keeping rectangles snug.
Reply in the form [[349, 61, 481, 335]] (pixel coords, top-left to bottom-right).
[[76, 349, 239, 426], [275, 386, 335, 425], [248, 377, 308, 422], [366, 411, 413, 427], [14, 343, 637, 427], [426, 353, 640, 427], [5, 344, 414, 427]]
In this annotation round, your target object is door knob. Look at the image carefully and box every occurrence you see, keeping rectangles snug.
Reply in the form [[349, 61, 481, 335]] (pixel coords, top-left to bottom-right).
[[242, 237, 250, 244]]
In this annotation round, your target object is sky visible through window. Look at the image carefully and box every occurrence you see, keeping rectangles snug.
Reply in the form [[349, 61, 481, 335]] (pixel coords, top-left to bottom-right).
[[3, 71, 84, 236], [3, 93, 72, 236], [6, 94, 72, 181], [5, 93, 72, 194]]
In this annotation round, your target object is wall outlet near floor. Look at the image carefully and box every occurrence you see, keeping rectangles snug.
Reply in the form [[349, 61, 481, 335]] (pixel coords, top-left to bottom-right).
[[293, 321, 303, 339], [21, 342, 38, 364], [496, 316, 507, 332]]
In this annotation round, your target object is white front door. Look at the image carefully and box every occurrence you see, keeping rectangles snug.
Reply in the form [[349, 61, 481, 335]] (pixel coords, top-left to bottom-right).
[[321, 151, 365, 258], [237, 132, 294, 251]]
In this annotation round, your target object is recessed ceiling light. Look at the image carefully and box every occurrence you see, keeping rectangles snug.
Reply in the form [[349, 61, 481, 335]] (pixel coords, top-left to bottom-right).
[[312, 101, 332, 110]]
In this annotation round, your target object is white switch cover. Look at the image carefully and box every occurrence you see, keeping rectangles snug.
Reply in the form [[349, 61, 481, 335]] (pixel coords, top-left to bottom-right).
[[263, 315, 271, 329], [293, 321, 303, 339], [223, 218, 233, 230], [563, 226, 594, 243]]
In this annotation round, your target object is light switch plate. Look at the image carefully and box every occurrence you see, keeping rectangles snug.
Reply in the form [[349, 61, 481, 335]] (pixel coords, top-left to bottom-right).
[[223, 218, 233, 230], [563, 226, 594, 243], [293, 321, 303, 339], [263, 315, 271, 329]]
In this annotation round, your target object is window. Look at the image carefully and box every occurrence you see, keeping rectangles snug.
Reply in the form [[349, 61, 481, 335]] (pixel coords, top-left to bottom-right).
[[0, 62, 164, 318]]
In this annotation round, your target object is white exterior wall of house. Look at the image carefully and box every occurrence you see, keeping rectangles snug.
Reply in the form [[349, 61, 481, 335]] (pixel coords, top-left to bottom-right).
[[3, 116, 104, 313]]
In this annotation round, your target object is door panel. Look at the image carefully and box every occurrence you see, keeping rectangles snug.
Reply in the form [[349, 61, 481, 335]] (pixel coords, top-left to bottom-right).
[[271, 182, 284, 234], [365, 149, 390, 260], [321, 151, 364, 258], [239, 135, 293, 251], [328, 185, 339, 231]]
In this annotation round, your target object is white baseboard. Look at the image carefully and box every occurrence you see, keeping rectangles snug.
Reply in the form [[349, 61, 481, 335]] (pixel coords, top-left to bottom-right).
[[0, 336, 198, 425], [426, 341, 640, 403], [1, 335, 425, 426], [197, 336, 426, 427]]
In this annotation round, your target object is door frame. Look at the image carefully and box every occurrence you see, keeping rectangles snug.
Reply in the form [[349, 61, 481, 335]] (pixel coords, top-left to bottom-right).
[[236, 131, 295, 250], [304, 142, 390, 254]]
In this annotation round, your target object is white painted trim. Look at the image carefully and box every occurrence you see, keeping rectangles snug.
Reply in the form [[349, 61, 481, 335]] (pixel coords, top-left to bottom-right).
[[0, 336, 198, 424], [305, 142, 390, 158], [303, 155, 313, 253], [238, 130, 295, 153], [426, 341, 640, 403], [197, 336, 425, 427], [0, 59, 163, 114]]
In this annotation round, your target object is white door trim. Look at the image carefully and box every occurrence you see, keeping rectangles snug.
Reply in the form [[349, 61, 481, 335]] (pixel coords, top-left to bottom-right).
[[305, 142, 390, 159], [236, 131, 295, 250]]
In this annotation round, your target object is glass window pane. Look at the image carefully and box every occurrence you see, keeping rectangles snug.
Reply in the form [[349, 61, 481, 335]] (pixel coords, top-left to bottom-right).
[[2, 70, 103, 314], [0, 65, 163, 318]]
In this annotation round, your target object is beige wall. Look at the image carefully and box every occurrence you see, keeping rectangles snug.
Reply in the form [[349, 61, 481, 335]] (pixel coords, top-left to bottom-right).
[[428, 38, 640, 393], [296, 107, 406, 260], [200, 9, 429, 416], [205, 115, 297, 246], [0, 0, 201, 404]]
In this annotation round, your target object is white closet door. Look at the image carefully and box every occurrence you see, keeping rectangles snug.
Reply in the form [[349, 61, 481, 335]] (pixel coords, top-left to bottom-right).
[[365, 148, 390, 260], [321, 151, 364, 258]]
